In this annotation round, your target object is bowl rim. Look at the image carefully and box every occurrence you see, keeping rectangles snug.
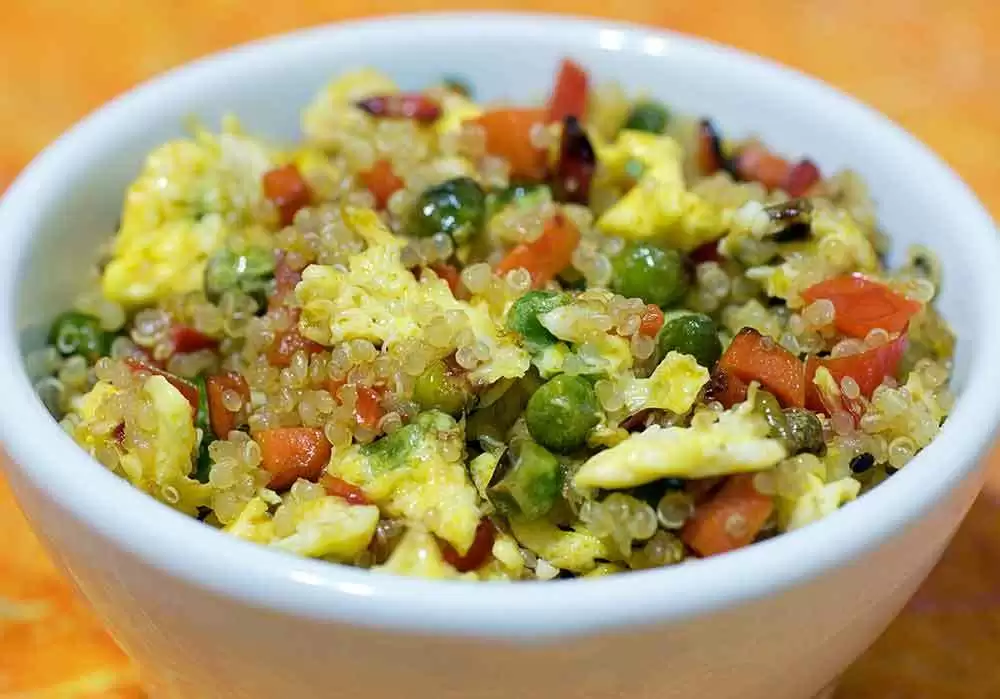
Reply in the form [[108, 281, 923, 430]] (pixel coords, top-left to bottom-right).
[[1, 11, 999, 639]]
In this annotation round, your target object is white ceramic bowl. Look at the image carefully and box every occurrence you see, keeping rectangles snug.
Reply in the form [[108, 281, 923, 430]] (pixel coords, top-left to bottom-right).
[[1, 13, 998, 699]]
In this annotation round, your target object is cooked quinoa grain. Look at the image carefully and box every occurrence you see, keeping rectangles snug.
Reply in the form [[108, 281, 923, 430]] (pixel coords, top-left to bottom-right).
[[38, 58, 956, 580]]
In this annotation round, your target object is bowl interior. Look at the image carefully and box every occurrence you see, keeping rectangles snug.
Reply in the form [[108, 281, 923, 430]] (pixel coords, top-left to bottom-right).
[[3, 14, 998, 635]]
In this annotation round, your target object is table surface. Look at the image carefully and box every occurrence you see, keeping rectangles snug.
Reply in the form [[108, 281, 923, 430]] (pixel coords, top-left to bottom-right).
[[1, 2, 998, 696]]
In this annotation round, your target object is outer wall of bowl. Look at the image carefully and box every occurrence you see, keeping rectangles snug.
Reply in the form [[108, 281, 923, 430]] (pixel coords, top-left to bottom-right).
[[2, 13, 999, 699]]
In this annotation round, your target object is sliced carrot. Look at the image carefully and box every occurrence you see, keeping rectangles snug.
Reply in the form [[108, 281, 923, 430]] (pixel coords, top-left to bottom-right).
[[637, 304, 665, 338], [267, 329, 324, 368], [354, 386, 384, 430], [801, 275, 922, 339], [262, 164, 312, 227], [718, 327, 806, 408], [495, 212, 580, 288], [360, 158, 404, 209], [548, 58, 589, 123], [257, 427, 331, 491], [734, 143, 791, 190], [320, 474, 371, 505], [170, 325, 218, 354], [123, 358, 199, 413], [205, 372, 250, 438], [704, 367, 750, 409], [681, 474, 774, 557], [473, 108, 548, 180], [440, 519, 496, 572], [804, 333, 908, 414]]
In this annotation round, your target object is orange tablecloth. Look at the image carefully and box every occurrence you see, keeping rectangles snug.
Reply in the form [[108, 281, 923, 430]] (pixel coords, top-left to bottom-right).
[[1, 2, 998, 696]]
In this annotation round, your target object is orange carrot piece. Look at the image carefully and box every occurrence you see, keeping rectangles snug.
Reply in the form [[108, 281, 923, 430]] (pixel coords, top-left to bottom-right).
[[495, 212, 580, 288], [257, 427, 331, 491], [170, 325, 219, 354], [473, 108, 548, 180], [801, 274, 922, 339], [360, 158, 404, 209], [718, 327, 805, 408], [262, 164, 312, 227], [267, 329, 324, 368], [548, 58, 589, 123], [428, 263, 461, 295], [354, 386, 384, 430], [637, 304, 665, 338], [681, 474, 774, 557], [205, 372, 250, 438], [735, 144, 791, 190], [320, 474, 371, 506]]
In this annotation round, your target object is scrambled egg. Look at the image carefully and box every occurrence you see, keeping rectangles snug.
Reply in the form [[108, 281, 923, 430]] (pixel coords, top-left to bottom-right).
[[435, 90, 482, 137], [595, 130, 727, 251], [508, 516, 608, 573], [102, 121, 275, 306], [296, 207, 529, 385], [618, 351, 710, 415], [325, 411, 482, 554], [537, 299, 634, 377], [573, 401, 787, 489], [743, 208, 879, 305], [781, 474, 860, 531], [301, 68, 399, 146], [67, 377, 208, 514]]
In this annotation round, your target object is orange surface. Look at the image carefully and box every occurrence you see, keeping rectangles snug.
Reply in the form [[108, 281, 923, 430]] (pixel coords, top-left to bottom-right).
[[1, 1, 998, 697]]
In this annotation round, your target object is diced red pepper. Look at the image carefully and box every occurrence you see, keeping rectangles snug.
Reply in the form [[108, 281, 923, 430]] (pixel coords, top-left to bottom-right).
[[547, 59, 589, 123], [689, 240, 723, 265], [696, 119, 728, 175], [637, 304, 665, 338], [356, 94, 441, 122], [804, 333, 908, 414], [320, 474, 371, 506], [123, 358, 199, 414], [428, 263, 461, 296], [262, 164, 312, 227], [551, 116, 596, 205], [718, 327, 805, 408], [440, 519, 496, 573], [495, 212, 580, 288], [354, 386, 384, 431], [704, 367, 750, 409], [267, 329, 324, 368], [170, 325, 218, 354], [785, 159, 822, 197], [205, 372, 250, 438], [801, 275, 922, 339], [360, 158, 404, 209]]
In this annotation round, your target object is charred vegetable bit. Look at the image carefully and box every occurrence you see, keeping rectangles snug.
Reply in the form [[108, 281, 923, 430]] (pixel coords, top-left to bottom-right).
[[552, 116, 597, 205], [356, 94, 442, 122], [696, 119, 734, 176]]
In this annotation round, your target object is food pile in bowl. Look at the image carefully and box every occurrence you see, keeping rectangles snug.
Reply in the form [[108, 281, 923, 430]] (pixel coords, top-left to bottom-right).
[[29, 59, 955, 581]]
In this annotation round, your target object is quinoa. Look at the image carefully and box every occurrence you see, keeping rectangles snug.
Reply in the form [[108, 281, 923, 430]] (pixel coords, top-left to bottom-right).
[[33, 59, 956, 581]]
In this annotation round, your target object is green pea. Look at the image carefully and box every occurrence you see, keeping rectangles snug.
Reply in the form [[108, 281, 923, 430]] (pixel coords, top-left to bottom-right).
[[48, 311, 111, 362], [506, 290, 569, 348], [657, 313, 723, 368], [525, 374, 601, 453], [204, 246, 275, 306], [612, 243, 689, 308], [488, 440, 563, 520], [408, 177, 486, 243], [413, 359, 469, 416], [782, 408, 826, 456], [623, 100, 671, 134]]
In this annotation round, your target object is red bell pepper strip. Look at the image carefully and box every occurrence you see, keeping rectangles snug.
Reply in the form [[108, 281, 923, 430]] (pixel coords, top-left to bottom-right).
[[548, 58, 589, 123], [718, 327, 805, 408]]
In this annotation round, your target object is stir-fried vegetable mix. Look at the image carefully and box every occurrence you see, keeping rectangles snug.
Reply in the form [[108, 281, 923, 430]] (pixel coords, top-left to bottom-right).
[[31, 58, 955, 581]]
